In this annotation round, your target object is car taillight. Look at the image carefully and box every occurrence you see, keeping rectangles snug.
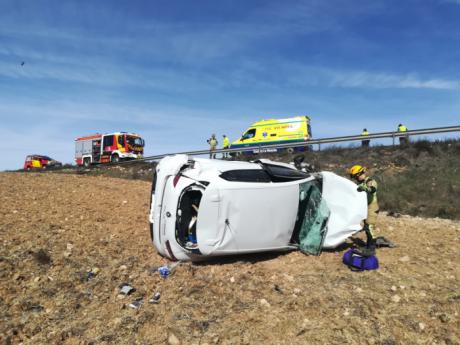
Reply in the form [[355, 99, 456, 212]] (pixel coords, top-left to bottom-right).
[[173, 174, 181, 187]]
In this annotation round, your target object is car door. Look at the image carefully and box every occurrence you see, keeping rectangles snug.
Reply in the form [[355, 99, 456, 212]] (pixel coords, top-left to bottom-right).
[[197, 181, 301, 255], [320, 172, 368, 248]]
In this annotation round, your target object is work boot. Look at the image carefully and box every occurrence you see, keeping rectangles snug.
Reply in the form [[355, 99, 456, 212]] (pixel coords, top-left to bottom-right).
[[354, 245, 375, 257], [375, 236, 396, 248]]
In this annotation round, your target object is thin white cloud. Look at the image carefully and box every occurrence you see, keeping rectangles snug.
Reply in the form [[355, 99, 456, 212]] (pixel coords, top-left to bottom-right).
[[326, 70, 460, 90], [0, 58, 225, 92], [2, 45, 458, 93], [277, 62, 460, 91], [0, 1, 362, 66]]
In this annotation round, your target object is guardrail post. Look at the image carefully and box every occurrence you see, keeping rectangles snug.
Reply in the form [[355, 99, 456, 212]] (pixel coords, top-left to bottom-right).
[[318, 143, 321, 151], [392, 133, 395, 146]]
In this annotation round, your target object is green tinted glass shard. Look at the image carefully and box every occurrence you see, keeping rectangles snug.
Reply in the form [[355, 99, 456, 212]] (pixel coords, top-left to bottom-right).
[[298, 181, 330, 256]]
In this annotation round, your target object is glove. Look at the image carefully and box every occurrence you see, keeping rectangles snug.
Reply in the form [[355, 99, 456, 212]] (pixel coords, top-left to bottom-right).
[[367, 186, 377, 194], [357, 186, 365, 192]]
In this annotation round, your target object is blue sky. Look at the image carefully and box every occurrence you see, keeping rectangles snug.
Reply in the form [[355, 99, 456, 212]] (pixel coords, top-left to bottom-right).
[[1, 0, 460, 170]]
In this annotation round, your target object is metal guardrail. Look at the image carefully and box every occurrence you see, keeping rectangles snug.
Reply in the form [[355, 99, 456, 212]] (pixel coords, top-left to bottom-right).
[[114, 125, 460, 164]]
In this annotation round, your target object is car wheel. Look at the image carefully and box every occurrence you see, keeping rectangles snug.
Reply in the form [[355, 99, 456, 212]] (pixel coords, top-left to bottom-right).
[[83, 158, 91, 168], [111, 154, 120, 163], [287, 147, 294, 154]]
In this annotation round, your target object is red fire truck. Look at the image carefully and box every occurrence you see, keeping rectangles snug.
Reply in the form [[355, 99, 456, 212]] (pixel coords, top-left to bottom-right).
[[75, 132, 145, 167]]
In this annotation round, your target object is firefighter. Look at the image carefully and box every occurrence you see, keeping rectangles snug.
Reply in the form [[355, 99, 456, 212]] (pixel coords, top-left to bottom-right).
[[222, 134, 230, 158], [398, 123, 408, 146], [361, 128, 370, 147], [349, 165, 379, 253], [207, 134, 218, 159]]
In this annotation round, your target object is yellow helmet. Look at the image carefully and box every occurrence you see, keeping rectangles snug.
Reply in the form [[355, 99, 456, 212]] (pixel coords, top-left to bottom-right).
[[349, 165, 365, 177]]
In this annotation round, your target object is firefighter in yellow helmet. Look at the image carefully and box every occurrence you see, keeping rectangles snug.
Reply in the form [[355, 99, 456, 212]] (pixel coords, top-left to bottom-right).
[[349, 165, 379, 252], [349, 165, 395, 252]]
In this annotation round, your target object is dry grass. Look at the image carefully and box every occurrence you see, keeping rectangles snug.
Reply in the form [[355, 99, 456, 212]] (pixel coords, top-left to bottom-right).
[[1, 172, 459, 344]]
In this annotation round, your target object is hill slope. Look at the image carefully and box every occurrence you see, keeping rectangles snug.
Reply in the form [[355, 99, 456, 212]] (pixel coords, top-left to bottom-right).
[[45, 139, 460, 220]]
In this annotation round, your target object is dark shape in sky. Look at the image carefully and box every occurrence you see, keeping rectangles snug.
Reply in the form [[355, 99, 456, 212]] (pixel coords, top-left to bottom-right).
[[21, 61, 25, 66]]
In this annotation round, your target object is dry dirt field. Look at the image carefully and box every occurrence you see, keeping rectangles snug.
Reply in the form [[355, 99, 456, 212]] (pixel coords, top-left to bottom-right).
[[1, 172, 459, 345]]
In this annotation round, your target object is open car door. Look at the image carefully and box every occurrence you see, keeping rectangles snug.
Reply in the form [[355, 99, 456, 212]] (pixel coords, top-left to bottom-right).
[[320, 172, 367, 248], [296, 180, 331, 256]]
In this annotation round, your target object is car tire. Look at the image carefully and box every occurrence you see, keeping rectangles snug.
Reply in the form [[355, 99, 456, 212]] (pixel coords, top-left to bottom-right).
[[111, 154, 120, 163], [83, 158, 91, 168], [287, 147, 294, 154]]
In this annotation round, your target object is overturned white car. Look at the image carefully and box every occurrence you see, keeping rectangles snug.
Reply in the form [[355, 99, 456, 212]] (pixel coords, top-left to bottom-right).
[[148, 155, 367, 261]]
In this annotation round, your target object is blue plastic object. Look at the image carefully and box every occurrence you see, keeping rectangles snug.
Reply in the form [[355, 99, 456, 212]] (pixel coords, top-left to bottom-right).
[[343, 249, 379, 271]]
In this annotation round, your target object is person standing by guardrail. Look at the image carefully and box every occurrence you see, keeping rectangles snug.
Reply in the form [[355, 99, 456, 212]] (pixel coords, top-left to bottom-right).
[[222, 134, 230, 159], [207, 134, 218, 159], [361, 128, 370, 147], [398, 123, 409, 146]]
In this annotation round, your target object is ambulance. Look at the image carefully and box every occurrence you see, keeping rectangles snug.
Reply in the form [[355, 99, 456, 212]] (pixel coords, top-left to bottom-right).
[[230, 116, 312, 154]]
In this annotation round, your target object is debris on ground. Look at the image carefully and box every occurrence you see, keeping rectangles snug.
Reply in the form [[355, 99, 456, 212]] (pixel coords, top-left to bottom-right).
[[128, 298, 143, 309], [158, 262, 181, 278], [158, 265, 171, 278], [1, 172, 459, 344], [119, 283, 135, 296], [148, 292, 161, 304], [87, 267, 100, 281]]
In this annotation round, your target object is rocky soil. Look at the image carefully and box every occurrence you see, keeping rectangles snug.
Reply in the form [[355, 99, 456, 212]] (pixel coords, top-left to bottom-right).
[[0, 172, 459, 345]]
